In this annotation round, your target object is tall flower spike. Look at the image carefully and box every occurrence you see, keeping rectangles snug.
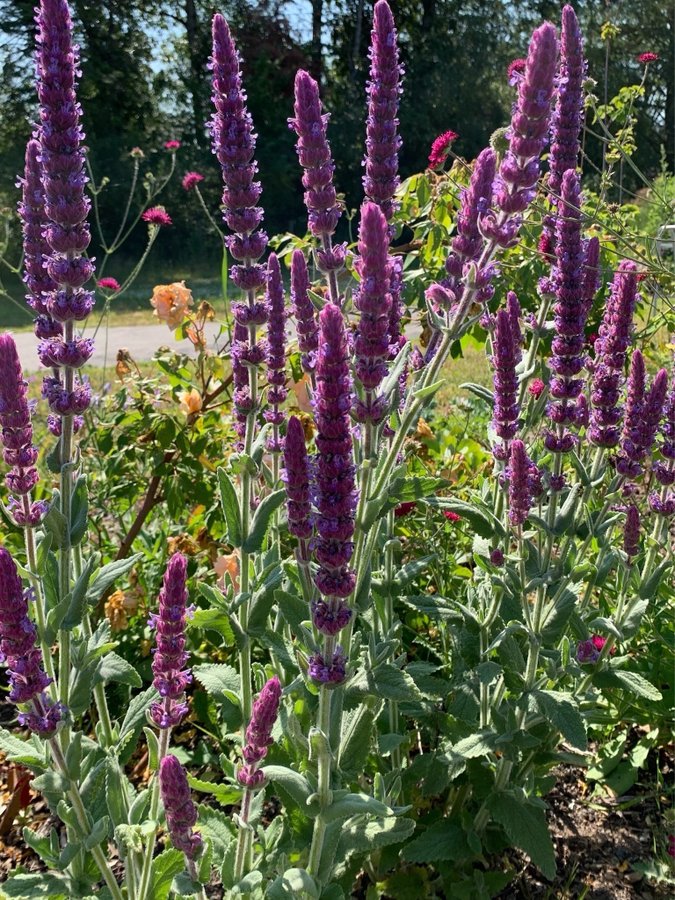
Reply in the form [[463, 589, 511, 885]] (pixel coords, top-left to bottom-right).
[[36, 0, 95, 414], [159, 755, 203, 859], [491, 309, 520, 460], [150, 553, 192, 730], [0, 548, 65, 736], [237, 675, 282, 788], [290, 250, 318, 377], [495, 23, 558, 218], [617, 361, 668, 477], [353, 202, 392, 422], [264, 253, 287, 450], [17, 139, 61, 340], [581, 236, 601, 317], [313, 304, 356, 624], [283, 416, 312, 541], [623, 505, 640, 559], [545, 170, 589, 453], [0, 335, 48, 527], [508, 439, 533, 527], [363, 0, 402, 224], [589, 262, 639, 448], [540, 5, 586, 256]]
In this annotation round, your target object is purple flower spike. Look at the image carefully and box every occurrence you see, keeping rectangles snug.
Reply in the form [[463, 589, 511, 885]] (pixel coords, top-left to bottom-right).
[[581, 236, 601, 317], [589, 262, 639, 448], [659, 377, 675, 462], [546, 170, 589, 445], [0, 335, 47, 528], [264, 253, 287, 446], [540, 5, 586, 256], [308, 646, 347, 685], [491, 309, 520, 458], [150, 553, 192, 730], [237, 675, 282, 788], [283, 416, 312, 540], [290, 250, 318, 376], [495, 23, 558, 217], [311, 597, 352, 636], [508, 439, 533, 527], [313, 304, 356, 601], [0, 548, 65, 736], [617, 362, 668, 476], [363, 0, 402, 223], [211, 13, 267, 297], [36, 0, 94, 310], [159, 755, 202, 859], [623, 505, 640, 559], [290, 70, 342, 241], [17, 140, 61, 339], [353, 202, 392, 417]]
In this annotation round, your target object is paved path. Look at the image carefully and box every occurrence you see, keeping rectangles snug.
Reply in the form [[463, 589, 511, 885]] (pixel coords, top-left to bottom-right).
[[11, 323, 226, 372]]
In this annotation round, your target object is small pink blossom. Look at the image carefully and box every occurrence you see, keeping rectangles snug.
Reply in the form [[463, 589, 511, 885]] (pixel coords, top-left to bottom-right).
[[591, 634, 616, 655], [130, 147, 145, 159], [182, 171, 204, 191], [164, 140, 181, 150], [528, 378, 545, 398], [443, 510, 461, 522], [395, 501, 416, 518], [428, 131, 459, 169], [97, 277, 121, 292], [508, 58, 527, 85], [142, 207, 172, 227], [637, 52, 659, 64]]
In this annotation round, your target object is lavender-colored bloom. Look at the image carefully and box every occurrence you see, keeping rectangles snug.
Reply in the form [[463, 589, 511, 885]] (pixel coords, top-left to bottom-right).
[[0, 335, 47, 527], [211, 14, 267, 296], [546, 170, 589, 446], [289, 70, 342, 242], [149, 553, 191, 730], [581, 236, 601, 317], [353, 202, 392, 418], [589, 262, 639, 448], [308, 645, 347, 685], [659, 377, 675, 462], [576, 638, 600, 664], [311, 598, 352, 636], [508, 439, 533, 527], [36, 0, 94, 329], [648, 492, 675, 517], [490, 548, 505, 566], [617, 363, 668, 476], [491, 309, 520, 459], [494, 23, 558, 217], [159, 755, 202, 859], [17, 140, 61, 338], [313, 304, 356, 601], [290, 250, 318, 376], [264, 254, 287, 446], [0, 548, 65, 736], [283, 416, 312, 540], [540, 5, 586, 256], [623, 505, 640, 558], [363, 0, 402, 224], [506, 291, 523, 358], [237, 675, 282, 788]]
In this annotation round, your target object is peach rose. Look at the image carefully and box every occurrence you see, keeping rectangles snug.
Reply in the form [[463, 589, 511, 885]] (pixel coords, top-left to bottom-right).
[[214, 551, 240, 592], [150, 281, 193, 329], [179, 389, 202, 416]]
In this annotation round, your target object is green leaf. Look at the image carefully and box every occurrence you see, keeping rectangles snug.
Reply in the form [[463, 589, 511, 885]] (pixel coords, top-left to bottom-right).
[[422, 498, 505, 538], [621, 598, 649, 638], [350, 664, 423, 703], [69, 475, 89, 545], [402, 819, 470, 863], [0, 871, 68, 898], [96, 652, 142, 688], [118, 685, 160, 743], [217, 467, 242, 547], [488, 791, 556, 879], [594, 668, 663, 700], [143, 728, 160, 772], [193, 664, 240, 705], [43, 503, 68, 550], [188, 776, 242, 807], [540, 585, 577, 643], [451, 730, 498, 760], [387, 476, 449, 504], [151, 849, 186, 900], [459, 382, 494, 405], [392, 555, 436, 590], [242, 488, 285, 553], [413, 378, 444, 401], [197, 804, 235, 857], [322, 792, 392, 823], [331, 817, 416, 880], [638, 559, 672, 600], [84, 815, 110, 850], [63, 556, 96, 630], [531, 691, 586, 750], [189, 608, 235, 645], [267, 869, 319, 900], [86, 555, 142, 605], [338, 703, 381, 773], [264, 765, 316, 813], [0, 728, 44, 768]]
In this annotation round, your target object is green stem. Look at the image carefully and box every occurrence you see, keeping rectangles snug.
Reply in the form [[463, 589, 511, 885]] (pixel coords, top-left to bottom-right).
[[307, 683, 333, 882], [233, 788, 254, 884], [58, 321, 75, 745], [136, 725, 171, 900], [23, 521, 57, 693]]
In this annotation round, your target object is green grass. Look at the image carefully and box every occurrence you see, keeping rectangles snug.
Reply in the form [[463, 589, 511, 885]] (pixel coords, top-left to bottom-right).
[[434, 342, 492, 415]]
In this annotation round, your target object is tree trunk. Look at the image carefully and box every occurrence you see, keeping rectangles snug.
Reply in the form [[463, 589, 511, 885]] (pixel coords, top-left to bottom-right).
[[311, 0, 323, 84], [185, 0, 206, 147]]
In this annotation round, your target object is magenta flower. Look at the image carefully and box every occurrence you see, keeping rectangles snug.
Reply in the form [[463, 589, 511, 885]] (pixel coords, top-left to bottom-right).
[[164, 140, 181, 150], [283, 416, 312, 541], [491, 308, 520, 459], [428, 130, 459, 168], [237, 676, 282, 789], [443, 510, 461, 522], [97, 277, 121, 292], [182, 171, 204, 191], [264, 253, 288, 448], [508, 440, 533, 527], [158, 755, 202, 859], [637, 52, 659, 64], [507, 58, 527, 85], [290, 250, 318, 376], [142, 207, 172, 226], [528, 378, 546, 398]]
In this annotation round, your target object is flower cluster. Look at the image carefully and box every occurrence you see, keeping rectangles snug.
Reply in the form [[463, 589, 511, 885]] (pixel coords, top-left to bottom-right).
[[149, 553, 192, 730], [363, 0, 402, 223], [237, 676, 282, 788], [353, 202, 393, 422], [142, 206, 172, 226], [283, 416, 312, 541], [577, 634, 616, 664], [623, 505, 640, 559], [35, 0, 95, 418], [0, 335, 48, 527], [290, 250, 318, 377], [158, 755, 202, 859], [589, 262, 639, 448], [508, 440, 534, 526], [264, 253, 287, 449], [491, 309, 520, 460], [428, 130, 458, 169], [615, 351, 668, 477], [0, 548, 65, 736]]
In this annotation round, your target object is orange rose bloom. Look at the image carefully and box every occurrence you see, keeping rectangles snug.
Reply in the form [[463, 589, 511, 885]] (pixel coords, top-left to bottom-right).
[[179, 389, 202, 416], [150, 281, 193, 329]]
